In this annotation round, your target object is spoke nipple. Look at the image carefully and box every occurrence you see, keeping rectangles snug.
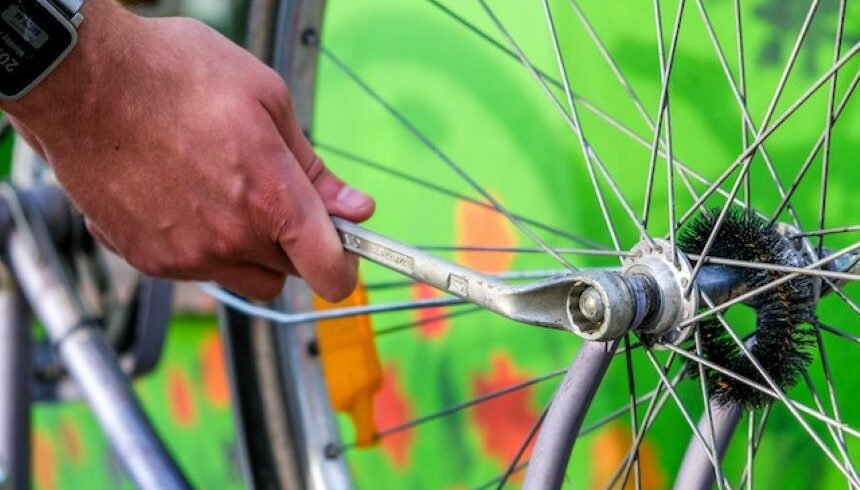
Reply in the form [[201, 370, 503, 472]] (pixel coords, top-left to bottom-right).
[[579, 287, 605, 323]]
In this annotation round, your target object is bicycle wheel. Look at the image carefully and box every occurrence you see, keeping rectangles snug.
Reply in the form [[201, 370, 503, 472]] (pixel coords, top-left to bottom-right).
[[223, 0, 860, 488]]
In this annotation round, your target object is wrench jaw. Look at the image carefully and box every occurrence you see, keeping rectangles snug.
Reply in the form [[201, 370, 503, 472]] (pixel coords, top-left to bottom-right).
[[564, 272, 635, 341]]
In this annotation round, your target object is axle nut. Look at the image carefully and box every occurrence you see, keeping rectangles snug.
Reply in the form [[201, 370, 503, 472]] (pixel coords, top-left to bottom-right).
[[566, 272, 634, 341]]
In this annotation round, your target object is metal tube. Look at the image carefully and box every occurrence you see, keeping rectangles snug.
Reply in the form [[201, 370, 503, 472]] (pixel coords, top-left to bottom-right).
[[0, 268, 30, 490], [6, 232, 190, 490], [523, 341, 617, 490], [673, 401, 742, 490]]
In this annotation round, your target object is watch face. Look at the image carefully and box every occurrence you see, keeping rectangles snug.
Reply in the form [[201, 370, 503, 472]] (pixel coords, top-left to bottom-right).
[[0, 0, 75, 99]]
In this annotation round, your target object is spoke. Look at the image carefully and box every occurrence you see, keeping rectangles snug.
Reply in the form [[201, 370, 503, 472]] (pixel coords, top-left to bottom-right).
[[416, 245, 631, 257], [732, 0, 750, 208], [745, 411, 754, 490], [540, 0, 622, 251], [608, 353, 684, 489], [676, 41, 859, 230], [368, 367, 567, 443], [681, 240, 860, 327], [691, 293, 860, 485], [566, 0, 653, 128], [801, 371, 858, 483], [683, 156, 754, 296], [374, 306, 482, 337], [681, 0, 824, 294], [769, 71, 860, 223], [472, 461, 530, 490], [316, 142, 607, 249], [818, 321, 860, 344], [477, 0, 654, 246], [737, 405, 772, 489], [686, 253, 860, 283], [496, 401, 550, 490], [792, 225, 860, 239], [620, 334, 642, 490], [692, 0, 819, 228], [695, 322, 724, 489], [642, 348, 731, 488], [812, 319, 857, 485], [818, 0, 848, 258], [425, 0, 761, 218], [663, 342, 860, 438], [642, 0, 685, 245], [315, 44, 580, 272], [201, 282, 465, 324]]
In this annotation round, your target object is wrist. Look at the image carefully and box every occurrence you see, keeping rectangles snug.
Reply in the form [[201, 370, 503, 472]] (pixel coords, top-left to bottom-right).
[[1, 0, 138, 123]]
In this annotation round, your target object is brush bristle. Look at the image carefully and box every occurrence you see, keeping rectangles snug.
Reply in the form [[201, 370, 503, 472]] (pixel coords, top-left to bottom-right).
[[678, 208, 817, 409]]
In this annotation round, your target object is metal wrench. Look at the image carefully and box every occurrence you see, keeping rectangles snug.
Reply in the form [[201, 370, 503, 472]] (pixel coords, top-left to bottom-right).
[[332, 217, 636, 339]]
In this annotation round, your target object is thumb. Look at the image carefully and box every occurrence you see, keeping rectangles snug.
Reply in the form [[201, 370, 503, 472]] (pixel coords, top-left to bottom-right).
[[304, 154, 375, 222]]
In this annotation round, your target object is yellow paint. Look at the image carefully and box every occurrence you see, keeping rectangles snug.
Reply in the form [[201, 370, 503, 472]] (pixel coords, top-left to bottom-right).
[[313, 282, 382, 447]]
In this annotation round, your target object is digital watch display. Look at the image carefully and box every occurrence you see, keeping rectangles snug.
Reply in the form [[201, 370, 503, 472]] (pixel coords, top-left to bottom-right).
[[0, 0, 80, 100]]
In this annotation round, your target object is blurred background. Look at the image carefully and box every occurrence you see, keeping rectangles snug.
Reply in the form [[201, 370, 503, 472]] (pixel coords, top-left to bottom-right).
[[2, 0, 858, 488]]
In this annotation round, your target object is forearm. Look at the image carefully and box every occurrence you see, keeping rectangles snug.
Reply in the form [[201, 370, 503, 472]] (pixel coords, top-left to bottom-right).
[[1, 0, 135, 124]]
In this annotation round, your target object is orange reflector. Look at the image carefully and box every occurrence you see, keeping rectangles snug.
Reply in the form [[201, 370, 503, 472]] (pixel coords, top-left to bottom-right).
[[312, 282, 382, 447]]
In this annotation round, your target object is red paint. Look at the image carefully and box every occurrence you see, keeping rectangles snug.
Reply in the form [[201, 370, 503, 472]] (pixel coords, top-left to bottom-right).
[[412, 282, 450, 339], [167, 367, 197, 427], [201, 330, 231, 407], [33, 431, 56, 490], [471, 352, 538, 474], [373, 363, 414, 469], [59, 418, 85, 464]]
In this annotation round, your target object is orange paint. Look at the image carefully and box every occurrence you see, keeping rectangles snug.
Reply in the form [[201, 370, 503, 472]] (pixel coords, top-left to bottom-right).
[[411, 283, 450, 339], [455, 197, 517, 273], [33, 431, 56, 490], [471, 352, 537, 477], [200, 331, 231, 407], [167, 367, 197, 427], [590, 423, 665, 490], [374, 364, 414, 469], [59, 418, 85, 464]]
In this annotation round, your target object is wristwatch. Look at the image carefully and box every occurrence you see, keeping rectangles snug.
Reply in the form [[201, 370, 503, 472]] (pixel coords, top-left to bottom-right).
[[0, 0, 84, 101]]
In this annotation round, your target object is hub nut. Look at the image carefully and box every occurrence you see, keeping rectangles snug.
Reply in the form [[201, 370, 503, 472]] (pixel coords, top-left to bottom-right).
[[566, 271, 635, 341]]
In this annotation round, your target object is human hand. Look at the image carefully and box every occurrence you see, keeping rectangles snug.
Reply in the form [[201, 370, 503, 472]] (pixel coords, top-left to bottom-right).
[[2, 1, 374, 301]]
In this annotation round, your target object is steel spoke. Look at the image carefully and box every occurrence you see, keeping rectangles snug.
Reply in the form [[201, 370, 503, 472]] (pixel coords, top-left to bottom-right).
[[732, 0, 750, 208], [496, 401, 550, 489], [818, 0, 848, 258], [608, 353, 684, 489], [316, 44, 580, 272], [374, 306, 482, 338], [692, 0, 819, 227], [769, 71, 860, 223], [662, 343, 860, 438], [369, 368, 567, 444], [818, 321, 860, 344], [642, 347, 731, 488], [692, 293, 859, 485], [620, 334, 642, 490], [676, 41, 859, 231], [695, 321, 724, 489], [477, 0, 654, 246], [540, 0, 623, 252], [681, 240, 860, 326], [792, 225, 860, 239], [686, 253, 860, 283], [737, 405, 772, 489], [315, 142, 608, 249]]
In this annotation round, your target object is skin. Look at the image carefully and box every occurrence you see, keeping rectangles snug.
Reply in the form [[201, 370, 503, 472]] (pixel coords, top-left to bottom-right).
[[1, 0, 375, 301]]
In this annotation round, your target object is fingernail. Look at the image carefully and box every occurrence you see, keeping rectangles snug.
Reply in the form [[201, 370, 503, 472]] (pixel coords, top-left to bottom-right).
[[337, 186, 372, 210]]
